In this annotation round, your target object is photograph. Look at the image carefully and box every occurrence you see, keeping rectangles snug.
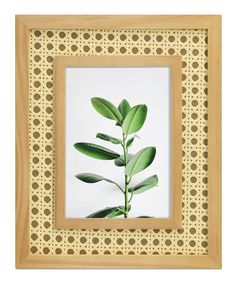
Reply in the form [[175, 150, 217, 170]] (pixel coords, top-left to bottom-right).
[[65, 66, 171, 218]]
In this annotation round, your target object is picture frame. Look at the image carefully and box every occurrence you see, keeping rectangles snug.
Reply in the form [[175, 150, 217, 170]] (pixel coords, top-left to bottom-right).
[[16, 15, 221, 268], [54, 55, 182, 229]]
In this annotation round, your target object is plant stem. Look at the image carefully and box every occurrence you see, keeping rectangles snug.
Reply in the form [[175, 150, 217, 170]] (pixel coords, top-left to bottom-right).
[[122, 133, 129, 218], [113, 182, 125, 194]]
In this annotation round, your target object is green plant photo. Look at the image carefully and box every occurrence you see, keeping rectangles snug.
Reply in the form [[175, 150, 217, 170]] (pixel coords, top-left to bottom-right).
[[74, 97, 158, 218]]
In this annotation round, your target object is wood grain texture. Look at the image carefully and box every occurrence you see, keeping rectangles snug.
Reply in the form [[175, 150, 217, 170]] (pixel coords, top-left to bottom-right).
[[17, 15, 220, 29], [207, 16, 222, 267], [17, 255, 219, 269], [15, 16, 30, 267], [54, 56, 182, 230], [16, 15, 221, 269]]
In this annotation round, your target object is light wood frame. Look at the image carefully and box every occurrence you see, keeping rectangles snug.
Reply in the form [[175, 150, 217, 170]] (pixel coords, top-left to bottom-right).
[[16, 15, 221, 268], [54, 55, 182, 229]]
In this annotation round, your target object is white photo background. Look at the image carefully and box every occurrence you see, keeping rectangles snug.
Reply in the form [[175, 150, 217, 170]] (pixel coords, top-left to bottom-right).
[[65, 67, 171, 218]]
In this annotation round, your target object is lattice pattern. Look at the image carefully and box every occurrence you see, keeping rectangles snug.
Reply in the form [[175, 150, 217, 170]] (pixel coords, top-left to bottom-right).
[[29, 29, 209, 256]]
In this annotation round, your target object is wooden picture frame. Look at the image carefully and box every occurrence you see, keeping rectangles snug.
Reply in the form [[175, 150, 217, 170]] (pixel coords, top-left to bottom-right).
[[54, 55, 182, 229], [16, 15, 221, 268]]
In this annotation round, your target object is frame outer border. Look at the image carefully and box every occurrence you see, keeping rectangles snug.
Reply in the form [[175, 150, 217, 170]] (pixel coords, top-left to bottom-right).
[[15, 15, 222, 269]]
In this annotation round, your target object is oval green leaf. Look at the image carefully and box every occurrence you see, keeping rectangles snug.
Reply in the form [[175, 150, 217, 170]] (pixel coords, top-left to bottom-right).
[[76, 173, 123, 193], [74, 142, 120, 160], [114, 154, 134, 167], [122, 104, 147, 135], [126, 136, 135, 148], [96, 133, 122, 144], [86, 205, 131, 218], [76, 173, 114, 184], [125, 147, 156, 177], [91, 97, 122, 122], [118, 99, 131, 120], [128, 175, 158, 194]]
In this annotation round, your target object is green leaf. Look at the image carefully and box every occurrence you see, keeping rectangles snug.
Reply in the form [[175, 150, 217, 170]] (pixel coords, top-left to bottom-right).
[[76, 173, 124, 193], [91, 97, 122, 122], [122, 104, 147, 135], [76, 173, 116, 184], [126, 137, 135, 148], [96, 133, 122, 144], [136, 216, 154, 218], [115, 121, 122, 127], [74, 143, 120, 160], [86, 205, 131, 218], [114, 157, 125, 167], [118, 99, 131, 120], [128, 175, 158, 194], [114, 154, 134, 167], [125, 147, 156, 177]]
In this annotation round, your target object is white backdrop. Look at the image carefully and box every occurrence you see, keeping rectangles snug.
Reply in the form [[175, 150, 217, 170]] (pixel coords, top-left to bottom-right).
[[0, 0, 234, 281], [65, 67, 171, 218]]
